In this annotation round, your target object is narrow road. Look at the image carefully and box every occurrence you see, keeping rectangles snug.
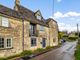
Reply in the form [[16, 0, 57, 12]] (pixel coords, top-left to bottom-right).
[[29, 41, 77, 60]]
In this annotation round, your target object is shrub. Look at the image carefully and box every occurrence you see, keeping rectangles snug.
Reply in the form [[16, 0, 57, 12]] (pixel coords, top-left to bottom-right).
[[0, 58, 6, 60], [46, 46, 54, 50], [6, 54, 20, 60], [21, 50, 33, 56], [0, 54, 21, 60], [68, 37, 78, 40], [33, 48, 45, 54], [35, 48, 44, 52], [0, 46, 58, 60]]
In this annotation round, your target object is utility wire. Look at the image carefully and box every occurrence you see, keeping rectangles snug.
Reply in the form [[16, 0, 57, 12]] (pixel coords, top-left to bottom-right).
[[52, 0, 54, 17]]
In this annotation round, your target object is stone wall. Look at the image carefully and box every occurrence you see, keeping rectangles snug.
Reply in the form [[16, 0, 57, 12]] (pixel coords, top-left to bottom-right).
[[0, 15, 58, 57], [28, 24, 50, 50], [0, 16, 23, 57], [48, 20, 58, 46]]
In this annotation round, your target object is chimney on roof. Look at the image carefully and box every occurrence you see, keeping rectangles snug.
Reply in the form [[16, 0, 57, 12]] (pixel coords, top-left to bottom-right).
[[14, 0, 20, 11]]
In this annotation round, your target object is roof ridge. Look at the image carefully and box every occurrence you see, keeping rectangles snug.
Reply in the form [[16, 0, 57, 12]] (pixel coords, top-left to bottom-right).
[[18, 5, 35, 14], [0, 4, 17, 12], [0, 4, 49, 27]]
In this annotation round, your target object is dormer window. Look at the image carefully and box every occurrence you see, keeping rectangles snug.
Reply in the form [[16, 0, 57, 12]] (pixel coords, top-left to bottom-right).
[[35, 10, 43, 20], [36, 15, 41, 20]]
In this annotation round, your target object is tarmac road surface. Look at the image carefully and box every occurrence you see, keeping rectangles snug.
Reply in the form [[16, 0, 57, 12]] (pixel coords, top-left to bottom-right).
[[29, 41, 77, 60]]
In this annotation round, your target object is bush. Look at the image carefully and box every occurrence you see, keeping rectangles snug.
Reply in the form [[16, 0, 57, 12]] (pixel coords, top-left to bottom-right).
[[0, 58, 6, 60], [35, 48, 45, 52], [0, 46, 57, 60], [21, 50, 33, 56], [68, 37, 78, 41], [34, 48, 45, 53], [0, 54, 21, 60], [46, 46, 54, 50], [6, 54, 21, 60]]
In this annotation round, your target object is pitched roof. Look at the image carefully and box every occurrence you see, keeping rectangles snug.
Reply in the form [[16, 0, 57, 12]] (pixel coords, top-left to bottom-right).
[[17, 5, 35, 20], [0, 4, 56, 27], [46, 18, 57, 23], [0, 5, 22, 19], [18, 5, 48, 26]]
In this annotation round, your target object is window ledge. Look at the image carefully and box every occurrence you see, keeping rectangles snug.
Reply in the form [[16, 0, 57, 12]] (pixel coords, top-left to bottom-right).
[[31, 46, 37, 47], [0, 47, 13, 50], [0, 26, 12, 28]]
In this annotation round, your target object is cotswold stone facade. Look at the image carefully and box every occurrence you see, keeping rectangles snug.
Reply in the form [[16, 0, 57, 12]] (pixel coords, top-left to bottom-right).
[[0, 0, 58, 57]]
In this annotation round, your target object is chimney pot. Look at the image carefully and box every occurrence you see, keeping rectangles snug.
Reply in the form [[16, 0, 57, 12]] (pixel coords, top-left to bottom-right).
[[14, 0, 20, 11]]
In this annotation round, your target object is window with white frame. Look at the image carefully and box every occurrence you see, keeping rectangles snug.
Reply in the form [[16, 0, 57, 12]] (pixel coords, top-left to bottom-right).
[[0, 38, 4, 48], [6, 38, 12, 48], [31, 38, 36, 46], [2, 17, 9, 27], [0, 37, 12, 49], [40, 25, 44, 31], [36, 15, 41, 20]]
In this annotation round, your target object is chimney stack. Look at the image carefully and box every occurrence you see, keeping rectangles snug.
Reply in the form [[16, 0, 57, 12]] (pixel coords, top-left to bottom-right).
[[14, 0, 20, 11]]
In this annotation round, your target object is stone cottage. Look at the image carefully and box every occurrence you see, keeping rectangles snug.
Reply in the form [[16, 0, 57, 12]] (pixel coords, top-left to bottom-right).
[[0, 0, 58, 57]]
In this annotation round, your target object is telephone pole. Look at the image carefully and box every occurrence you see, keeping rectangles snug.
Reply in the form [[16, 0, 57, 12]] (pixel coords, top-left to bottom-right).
[[77, 24, 79, 42], [52, 0, 54, 17]]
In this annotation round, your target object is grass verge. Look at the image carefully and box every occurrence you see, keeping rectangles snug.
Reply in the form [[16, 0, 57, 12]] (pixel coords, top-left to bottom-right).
[[75, 44, 80, 60]]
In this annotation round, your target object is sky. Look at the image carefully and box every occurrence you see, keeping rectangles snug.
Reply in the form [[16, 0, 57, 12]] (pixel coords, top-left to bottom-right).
[[0, 0, 80, 32], [53, 0, 80, 32], [0, 0, 53, 19]]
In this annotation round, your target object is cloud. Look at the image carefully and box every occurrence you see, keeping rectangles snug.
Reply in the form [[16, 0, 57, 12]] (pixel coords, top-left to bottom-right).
[[58, 23, 77, 32], [53, 11, 80, 19], [50, 11, 80, 32], [57, 0, 62, 2], [53, 12, 63, 19]]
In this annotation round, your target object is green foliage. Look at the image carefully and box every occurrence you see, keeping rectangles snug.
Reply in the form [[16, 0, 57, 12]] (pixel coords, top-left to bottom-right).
[[58, 32, 64, 40], [6, 54, 20, 60], [21, 50, 33, 56], [0, 54, 21, 60], [0, 58, 6, 60], [68, 37, 78, 40], [0, 46, 58, 60], [75, 44, 80, 60], [0, 50, 33, 60], [46, 46, 54, 50], [63, 35, 68, 37], [67, 36, 78, 42], [33, 48, 45, 54], [75, 32, 80, 37]]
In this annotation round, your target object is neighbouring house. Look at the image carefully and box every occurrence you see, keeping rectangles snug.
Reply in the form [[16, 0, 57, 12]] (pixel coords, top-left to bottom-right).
[[68, 32, 77, 37], [0, 0, 58, 57]]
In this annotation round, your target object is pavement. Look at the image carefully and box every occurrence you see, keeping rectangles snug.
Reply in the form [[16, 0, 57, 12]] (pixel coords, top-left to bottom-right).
[[29, 41, 77, 60]]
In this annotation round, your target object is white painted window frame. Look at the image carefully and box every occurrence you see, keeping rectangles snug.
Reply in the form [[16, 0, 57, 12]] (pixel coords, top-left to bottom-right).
[[2, 17, 9, 27], [31, 37, 37, 47], [0, 37, 4, 48], [5, 38, 12, 48], [40, 25, 45, 31], [0, 37, 12, 49], [36, 15, 41, 20]]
